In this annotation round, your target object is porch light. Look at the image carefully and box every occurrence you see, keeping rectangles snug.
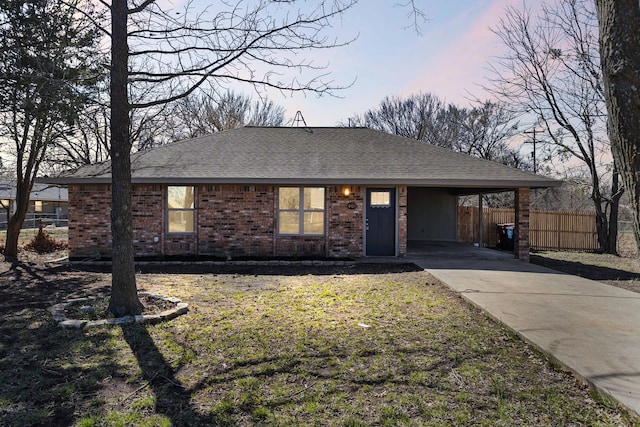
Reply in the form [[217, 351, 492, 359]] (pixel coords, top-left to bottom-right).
[[342, 186, 351, 197]]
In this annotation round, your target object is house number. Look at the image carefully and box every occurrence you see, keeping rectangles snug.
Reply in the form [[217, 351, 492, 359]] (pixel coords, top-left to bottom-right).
[[347, 202, 357, 210]]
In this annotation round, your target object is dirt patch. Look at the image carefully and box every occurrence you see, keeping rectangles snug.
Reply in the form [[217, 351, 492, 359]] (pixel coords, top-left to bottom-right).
[[0, 262, 111, 311], [61, 293, 180, 322]]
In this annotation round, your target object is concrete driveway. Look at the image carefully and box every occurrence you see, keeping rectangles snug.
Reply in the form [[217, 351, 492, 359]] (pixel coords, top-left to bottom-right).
[[406, 244, 640, 417]]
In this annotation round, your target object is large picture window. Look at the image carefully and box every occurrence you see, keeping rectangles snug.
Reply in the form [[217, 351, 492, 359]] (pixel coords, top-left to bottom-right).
[[278, 187, 325, 235], [167, 186, 195, 233]]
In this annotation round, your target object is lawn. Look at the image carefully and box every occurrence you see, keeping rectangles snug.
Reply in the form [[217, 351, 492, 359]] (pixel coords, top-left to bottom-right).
[[0, 262, 634, 426]]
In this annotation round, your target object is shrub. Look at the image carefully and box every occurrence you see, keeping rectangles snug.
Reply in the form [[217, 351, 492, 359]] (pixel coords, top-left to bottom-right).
[[23, 226, 67, 254]]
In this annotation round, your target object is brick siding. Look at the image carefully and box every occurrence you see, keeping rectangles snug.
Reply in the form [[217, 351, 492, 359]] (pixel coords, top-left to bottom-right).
[[326, 185, 363, 257], [398, 185, 408, 256], [197, 185, 275, 257], [514, 187, 530, 262], [67, 183, 370, 259], [68, 184, 112, 258]]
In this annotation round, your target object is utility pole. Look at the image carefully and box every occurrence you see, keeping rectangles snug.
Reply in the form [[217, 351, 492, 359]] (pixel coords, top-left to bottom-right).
[[523, 128, 541, 173]]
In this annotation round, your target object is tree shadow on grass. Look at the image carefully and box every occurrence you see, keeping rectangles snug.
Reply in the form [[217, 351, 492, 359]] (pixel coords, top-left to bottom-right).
[[530, 254, 640, 281], [121, 324, 222, 426], [0, 262, 110, 310], [0, 311, 123, 426]]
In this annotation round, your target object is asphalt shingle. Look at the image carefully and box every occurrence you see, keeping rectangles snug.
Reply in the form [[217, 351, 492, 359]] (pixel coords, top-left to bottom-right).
[[41, 127, 560, 189]]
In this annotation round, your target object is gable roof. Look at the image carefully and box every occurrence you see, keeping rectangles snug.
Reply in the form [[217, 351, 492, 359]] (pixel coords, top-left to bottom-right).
[[39, 126, 560, 190]]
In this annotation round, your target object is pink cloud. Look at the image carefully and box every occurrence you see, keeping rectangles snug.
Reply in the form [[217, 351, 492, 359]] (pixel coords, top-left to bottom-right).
[[404, 0, 531, 106]]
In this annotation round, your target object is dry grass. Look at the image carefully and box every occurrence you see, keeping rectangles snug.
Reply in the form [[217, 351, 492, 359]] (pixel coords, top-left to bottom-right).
[[0, 227, 638, 424], [1, 267, 635, 426]]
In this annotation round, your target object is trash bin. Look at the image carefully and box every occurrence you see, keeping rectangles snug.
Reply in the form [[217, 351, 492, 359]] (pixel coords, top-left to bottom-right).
[[496, 223, 515, 251]]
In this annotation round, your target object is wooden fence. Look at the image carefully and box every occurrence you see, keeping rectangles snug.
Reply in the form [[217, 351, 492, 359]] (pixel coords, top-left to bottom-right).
[[458, 206, 600, 251]]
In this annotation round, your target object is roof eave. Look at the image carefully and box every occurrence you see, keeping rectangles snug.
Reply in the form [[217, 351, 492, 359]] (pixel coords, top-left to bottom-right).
[[37, 176, 562, 189]]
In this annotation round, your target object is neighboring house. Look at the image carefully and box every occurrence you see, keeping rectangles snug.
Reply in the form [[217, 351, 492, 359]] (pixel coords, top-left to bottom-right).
[[38, 127, 560, 260], [0, 183, 68, 229]]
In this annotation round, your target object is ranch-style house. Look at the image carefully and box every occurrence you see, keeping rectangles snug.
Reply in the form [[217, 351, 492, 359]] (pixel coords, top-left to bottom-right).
[[39, 126, 560, 261]]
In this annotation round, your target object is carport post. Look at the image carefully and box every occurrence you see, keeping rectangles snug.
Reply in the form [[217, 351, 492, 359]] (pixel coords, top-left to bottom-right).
[[514, 187, 530, 262], [478, 194, 483, 247]]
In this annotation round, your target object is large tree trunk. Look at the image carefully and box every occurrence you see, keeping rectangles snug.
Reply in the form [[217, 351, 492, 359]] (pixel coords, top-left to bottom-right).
[[605, 165, 622, 254], [591, 158, 620, 254], [4, 181, 31, 261], [107, 0, 142, 316], [595, 0, 640, 256]]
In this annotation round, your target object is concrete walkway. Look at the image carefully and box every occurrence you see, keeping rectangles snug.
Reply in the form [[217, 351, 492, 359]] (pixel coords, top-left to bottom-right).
[[408, 249, 640, 417]]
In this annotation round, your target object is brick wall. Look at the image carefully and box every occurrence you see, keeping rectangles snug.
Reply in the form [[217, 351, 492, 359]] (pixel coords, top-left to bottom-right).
[[398, 185, 407, 256], [68, 184, 112, 258], [198, 185, 275, 257], [327, 185, 364, 258], [132, 184, 164, 256], [514, 187, 530, 262], [68, 183, 366, 259]]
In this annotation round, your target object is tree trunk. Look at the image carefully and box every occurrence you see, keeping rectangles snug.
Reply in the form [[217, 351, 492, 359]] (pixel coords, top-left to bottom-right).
[[4, 180, 33, 261], [107, 0, 142, 316], [594, 208, 608, 253], [605, 165, 622, 255], [591, 160, 619, 254], [594, 198, 620, 255], [595, 0, 640, 256]]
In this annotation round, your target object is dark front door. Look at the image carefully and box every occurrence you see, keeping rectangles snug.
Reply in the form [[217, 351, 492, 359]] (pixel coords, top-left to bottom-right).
[[366, 188, 396, 256]]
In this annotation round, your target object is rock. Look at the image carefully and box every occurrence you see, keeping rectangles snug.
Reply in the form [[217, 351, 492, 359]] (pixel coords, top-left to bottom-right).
[[59, 319, 87, 330], [79, 305, 95, 315], [105, 316, 134, 325]]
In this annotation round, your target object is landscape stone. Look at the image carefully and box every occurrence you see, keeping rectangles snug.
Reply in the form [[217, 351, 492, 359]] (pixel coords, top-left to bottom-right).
[[49, 292, 188, 329], [59, 319, 87, 329]]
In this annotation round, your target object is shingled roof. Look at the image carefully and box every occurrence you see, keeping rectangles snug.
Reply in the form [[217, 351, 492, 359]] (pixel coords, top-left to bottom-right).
[[40, 127, 560, 190]]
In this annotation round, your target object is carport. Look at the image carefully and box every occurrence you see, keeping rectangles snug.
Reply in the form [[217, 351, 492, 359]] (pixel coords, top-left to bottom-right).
[[406, 186, 535, 261], [405, 240, 514, 261]]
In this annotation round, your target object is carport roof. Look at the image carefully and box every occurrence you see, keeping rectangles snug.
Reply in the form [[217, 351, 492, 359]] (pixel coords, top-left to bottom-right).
[[39, 126, 560, 189]]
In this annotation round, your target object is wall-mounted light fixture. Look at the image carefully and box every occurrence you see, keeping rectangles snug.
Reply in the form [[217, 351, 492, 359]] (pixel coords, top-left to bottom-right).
[[342, 186, 351, 198]]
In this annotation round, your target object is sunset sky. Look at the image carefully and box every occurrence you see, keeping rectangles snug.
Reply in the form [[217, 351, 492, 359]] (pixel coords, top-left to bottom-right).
[[174, 0, 532, 126], [260, 0, 525, 126]]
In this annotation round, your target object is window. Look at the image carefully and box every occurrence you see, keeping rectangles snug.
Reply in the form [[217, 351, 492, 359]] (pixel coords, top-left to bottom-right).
[[370, 191, 391, 207], [278, 187, 325, 235], [34, 200, 43, 212], [167, 186, 195, 233]]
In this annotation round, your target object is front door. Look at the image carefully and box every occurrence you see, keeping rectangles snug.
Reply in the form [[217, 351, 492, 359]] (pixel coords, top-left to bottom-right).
[[366, 188, 396, 256]]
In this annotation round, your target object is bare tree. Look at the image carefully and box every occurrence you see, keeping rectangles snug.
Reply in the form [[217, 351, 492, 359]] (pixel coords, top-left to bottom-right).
[[44, 93, 181, 170], [44, 102, 111, 172], [488, 0, 622, 253], [348, 93, 452, 145], [348, 93, 526, 168], [106, 0, 357, 316], [448, 101, 524, 168], [595, 0, 640, 255], [166, 90, 286, 141], [0, 0, 101, 260]]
